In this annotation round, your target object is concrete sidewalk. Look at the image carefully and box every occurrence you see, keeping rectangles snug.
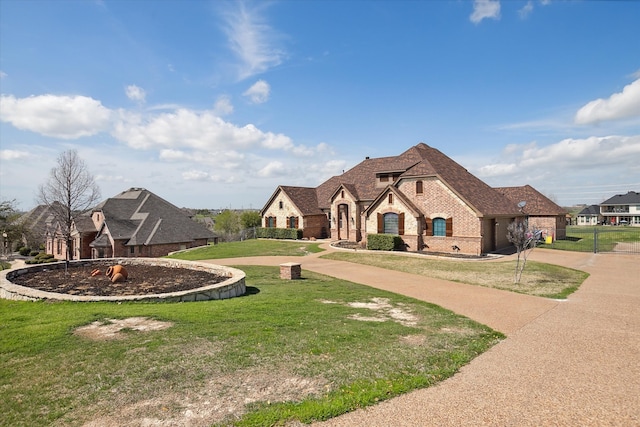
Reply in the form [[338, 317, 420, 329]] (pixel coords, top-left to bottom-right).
[[213, 245, 640, 426]]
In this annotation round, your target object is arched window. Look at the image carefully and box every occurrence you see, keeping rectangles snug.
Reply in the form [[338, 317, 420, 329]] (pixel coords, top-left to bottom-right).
[[383, 213, 399, 234], [433, 217, 446, 236], [267, 216, 276, 228], [288, 216, 299, 229], [416, 180, 423, 194]]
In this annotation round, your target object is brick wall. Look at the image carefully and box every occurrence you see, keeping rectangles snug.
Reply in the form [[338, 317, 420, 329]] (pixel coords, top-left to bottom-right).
[[528, 215, 566, 239]]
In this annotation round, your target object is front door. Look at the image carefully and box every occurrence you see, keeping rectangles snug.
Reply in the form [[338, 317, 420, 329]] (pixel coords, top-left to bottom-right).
[[338, 204, 349, 240]]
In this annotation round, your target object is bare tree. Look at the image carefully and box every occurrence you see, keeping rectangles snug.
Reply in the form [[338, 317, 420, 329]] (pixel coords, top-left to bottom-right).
[[37, 150, 101, 262], [506, 218, 540, 284], [0, 199, 24, 258]]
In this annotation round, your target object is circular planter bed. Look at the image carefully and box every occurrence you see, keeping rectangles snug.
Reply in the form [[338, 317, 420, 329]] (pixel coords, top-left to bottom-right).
[[0, 258, 246, 302]]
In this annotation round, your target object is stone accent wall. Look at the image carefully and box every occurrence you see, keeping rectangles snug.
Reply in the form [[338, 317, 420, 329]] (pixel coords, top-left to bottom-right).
[[331, 188, 360, 241], [0, 258, 246, 302], [263, 191, 302, 231]]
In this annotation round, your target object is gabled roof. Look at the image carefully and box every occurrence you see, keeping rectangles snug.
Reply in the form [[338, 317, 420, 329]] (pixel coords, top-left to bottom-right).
[[364, 185, 422, 218], [316, 146, 425, 209], [578, 204, 600, 216], [494, 185, 567, 216], [94, 188, 214, 246], [18, 202, 60, 236], [400, 144, 521, 216], [601, 191, 640, 205], [72, 215, 98, 234], [261, 185, 324, 216]]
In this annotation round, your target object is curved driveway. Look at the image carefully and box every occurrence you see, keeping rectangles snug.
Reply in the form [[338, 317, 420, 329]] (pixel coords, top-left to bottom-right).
[[211, 245, 639, 426]]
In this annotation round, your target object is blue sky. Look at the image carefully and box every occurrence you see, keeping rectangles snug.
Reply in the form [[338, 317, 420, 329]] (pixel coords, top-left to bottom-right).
[[1, 0, 639, 211]]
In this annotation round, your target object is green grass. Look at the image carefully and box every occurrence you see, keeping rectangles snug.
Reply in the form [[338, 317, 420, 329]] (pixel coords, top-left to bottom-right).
[[539, 226, 640, 252], [0, 260, 11, 270], [0, 266, 502, 427], [320, 252, 588, 299], [166, 239, 323, 260]]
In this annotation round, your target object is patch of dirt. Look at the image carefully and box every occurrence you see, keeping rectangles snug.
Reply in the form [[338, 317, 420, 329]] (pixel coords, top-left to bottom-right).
[[10, 262, 227, 296], [322, 297, 419, 327], [82, 369, 328, 427], [74, 317, 174, 341]]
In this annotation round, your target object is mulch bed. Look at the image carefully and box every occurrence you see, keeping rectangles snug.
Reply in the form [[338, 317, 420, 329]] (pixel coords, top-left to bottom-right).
[[10, 262, 227, 296]]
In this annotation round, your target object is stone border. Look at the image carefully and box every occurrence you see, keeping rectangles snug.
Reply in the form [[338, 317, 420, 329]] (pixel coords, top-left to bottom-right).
[[0, 258, 246, 302]]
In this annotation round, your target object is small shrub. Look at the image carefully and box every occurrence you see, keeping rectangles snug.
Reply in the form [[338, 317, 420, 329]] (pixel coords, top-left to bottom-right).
[[19, 247, 31, 256], [29, 250, 40, 257], [35, 253, 55, 260], [367, 234, 404, 251]]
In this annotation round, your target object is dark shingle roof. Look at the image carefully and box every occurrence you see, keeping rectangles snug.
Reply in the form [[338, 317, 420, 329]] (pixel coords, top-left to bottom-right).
[[578, 205, 600, 216], [316, 143, 521, 216], [278, 186, 324, 216], [494, 185, 567, 216], [601, 191, 640, 205], [95, 188, 214, 246]]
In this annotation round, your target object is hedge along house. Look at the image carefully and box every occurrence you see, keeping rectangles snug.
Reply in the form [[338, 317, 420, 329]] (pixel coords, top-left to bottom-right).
[[262, 143, 535, 255]]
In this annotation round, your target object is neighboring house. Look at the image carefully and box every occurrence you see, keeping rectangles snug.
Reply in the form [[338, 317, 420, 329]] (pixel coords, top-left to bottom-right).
[[600, 191, 640, 226], [576, 205, 602, 226], [495, 185, 567, 240], [262, 143, 532, 255], [45, 188, 215, 260], [17, 202, 59, 250]]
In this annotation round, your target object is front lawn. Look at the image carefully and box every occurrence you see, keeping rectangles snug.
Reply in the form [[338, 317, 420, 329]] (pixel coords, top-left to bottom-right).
[[538, 225, 640, 252], [0, 266, 502, 427], [167, 239, 323, 260], [320, 252, 589, 299]]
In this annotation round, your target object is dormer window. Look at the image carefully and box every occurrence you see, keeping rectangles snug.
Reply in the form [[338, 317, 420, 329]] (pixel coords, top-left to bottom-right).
[[416, 180, 423, 194], [380, 174, 389, 183]]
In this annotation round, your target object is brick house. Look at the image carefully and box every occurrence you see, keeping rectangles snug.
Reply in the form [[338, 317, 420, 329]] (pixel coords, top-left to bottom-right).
[[261, 143, 552, 255], [46, 188, 215, 260], [495, 185, 567, 240]]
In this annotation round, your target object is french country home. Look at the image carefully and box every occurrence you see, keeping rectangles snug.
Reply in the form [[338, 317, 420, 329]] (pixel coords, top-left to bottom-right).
[[261, 143, 563, 255]]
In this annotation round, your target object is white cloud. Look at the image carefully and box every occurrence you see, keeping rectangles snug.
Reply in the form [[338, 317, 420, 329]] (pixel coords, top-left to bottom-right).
[[519, 1, 534, 19], [257, 160, 286, 177], [213, 95, 234, 115], [112, 108, 294, 151], [125, 85, 146, 103], [0, 71, 7, 79], [0, 94, 112, 139], [243, 80, 270, 104], [470, 0, 501, 24], [182, 170, 211, 181], [575, 78, 640, 125], [221, 2, 285, 79], [0, 149, 30, 160], [478, 135, 640, 178]]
